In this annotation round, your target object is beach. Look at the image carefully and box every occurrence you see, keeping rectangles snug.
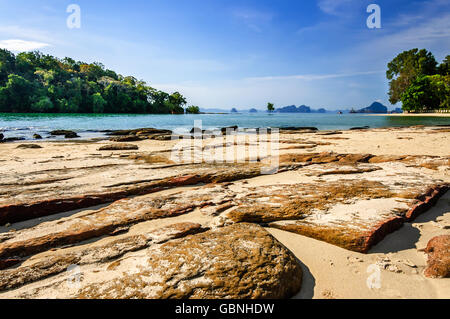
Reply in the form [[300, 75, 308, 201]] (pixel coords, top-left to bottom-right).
[[0, 125, 448, 299], [369, 113, 450, 117]]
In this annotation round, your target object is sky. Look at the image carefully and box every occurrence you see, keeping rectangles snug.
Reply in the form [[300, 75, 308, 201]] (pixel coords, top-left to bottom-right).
[[0, 0, 449, 111]]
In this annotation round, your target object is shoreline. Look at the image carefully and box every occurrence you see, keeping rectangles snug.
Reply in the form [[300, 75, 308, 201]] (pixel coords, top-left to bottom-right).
[[367, 113, 450, 117], [1, 123, 450, 143]]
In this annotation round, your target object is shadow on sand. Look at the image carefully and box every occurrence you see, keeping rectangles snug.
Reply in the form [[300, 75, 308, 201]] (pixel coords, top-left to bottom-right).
[[369, 191, 450, 254], [292, 257, 316, 299]]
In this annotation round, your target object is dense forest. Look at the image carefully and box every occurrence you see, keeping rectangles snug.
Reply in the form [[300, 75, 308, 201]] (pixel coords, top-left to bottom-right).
[[387, 49, 449, 112], [0, 49, 189, 114]]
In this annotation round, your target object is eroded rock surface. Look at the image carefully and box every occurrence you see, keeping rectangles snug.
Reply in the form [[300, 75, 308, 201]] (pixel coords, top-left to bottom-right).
[[424, 235, 450, 278], [0, 126, 448, 298], [0, 223, 302, 299]]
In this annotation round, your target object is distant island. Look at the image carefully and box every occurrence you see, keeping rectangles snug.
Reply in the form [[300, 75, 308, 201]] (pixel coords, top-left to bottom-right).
[[275, 105, 327, 113], [0, 49, 189, 114]]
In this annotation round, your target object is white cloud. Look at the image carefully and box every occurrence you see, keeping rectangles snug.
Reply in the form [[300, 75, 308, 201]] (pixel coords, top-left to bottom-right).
[[0, 39, 50, 52], [318, 0, 355, 16], [245, 70, 384, 82]]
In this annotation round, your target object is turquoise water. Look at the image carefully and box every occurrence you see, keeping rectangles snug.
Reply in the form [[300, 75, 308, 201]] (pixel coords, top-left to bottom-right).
[[1, 113, 449, 140]]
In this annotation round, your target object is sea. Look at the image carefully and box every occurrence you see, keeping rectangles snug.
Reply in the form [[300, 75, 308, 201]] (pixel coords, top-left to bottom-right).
[[1, 113, 450, 141]]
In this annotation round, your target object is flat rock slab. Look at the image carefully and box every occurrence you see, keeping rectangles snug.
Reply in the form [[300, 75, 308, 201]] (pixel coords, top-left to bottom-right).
[[0, 223, 302, 299], [98, 144, 139, 151]]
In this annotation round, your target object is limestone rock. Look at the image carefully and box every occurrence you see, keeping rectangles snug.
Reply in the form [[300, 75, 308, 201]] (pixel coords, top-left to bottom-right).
[[76, 223, 302, 299], [0, 223, 205, 292], [424, 235, 450, 278]]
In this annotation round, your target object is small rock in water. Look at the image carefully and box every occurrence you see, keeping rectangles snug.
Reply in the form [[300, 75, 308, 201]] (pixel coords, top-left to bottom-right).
[[33, 134, 42, 139]]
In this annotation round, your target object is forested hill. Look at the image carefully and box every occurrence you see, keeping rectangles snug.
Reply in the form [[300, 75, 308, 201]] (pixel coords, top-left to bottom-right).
[[0, 49, 187, 114]]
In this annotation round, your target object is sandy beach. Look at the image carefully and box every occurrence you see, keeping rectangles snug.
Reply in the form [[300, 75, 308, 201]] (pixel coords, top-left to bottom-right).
[[0, 125, 448, 299], [368, 113, 450, 117]]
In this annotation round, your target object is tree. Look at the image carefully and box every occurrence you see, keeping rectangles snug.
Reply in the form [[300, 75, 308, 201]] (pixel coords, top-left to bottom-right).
[[438, 55, 450, 76], [31, 96, 54, 112], [0, 49, 188, 114], [92, 92, 107, 113], [267, 102, 275, 112], [0, 49, 16, 85], [400, 76, 440, 112], [186, 105, 200, 114], [387, 49, 437, 104], [0, 74, 35, 112], [429, 74, 450, 110]]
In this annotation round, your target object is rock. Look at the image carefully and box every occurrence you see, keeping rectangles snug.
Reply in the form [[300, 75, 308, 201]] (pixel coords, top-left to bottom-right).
[[0, 137, 25, 143], [424, 235, 450, 278], [149, 134, 173, 141], [16, 144, 43, 149], [221, 126, 238, 134], [50, 130, 76, 136], [0, 133, 3, 140], [109, 136, 142, 142], [98, 144, 139, 151], [281, 127, 318, 131], [0, 223, 205, 292], [64, 132, 79, 139], [349, 126, 370, 130], [107, 128, 172, 136], [368, 155, 406, 163], [33, 134, 42, 140], [76, 223, 302, 299], [0, 194, 200, 261]]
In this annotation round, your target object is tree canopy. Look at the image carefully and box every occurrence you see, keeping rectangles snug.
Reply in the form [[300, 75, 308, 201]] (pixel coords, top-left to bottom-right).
[[185, 105, 200, 114], [387, 49, 449, 112], [0, 49, 187, 114]]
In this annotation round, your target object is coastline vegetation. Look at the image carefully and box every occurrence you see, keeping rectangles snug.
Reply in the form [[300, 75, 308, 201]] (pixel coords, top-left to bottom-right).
[[387, 49, 449, 113], [0, 49, 187, 114]]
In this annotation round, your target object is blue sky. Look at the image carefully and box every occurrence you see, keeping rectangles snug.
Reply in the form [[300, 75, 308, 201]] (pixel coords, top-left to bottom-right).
[[0, 0, 449, 110]]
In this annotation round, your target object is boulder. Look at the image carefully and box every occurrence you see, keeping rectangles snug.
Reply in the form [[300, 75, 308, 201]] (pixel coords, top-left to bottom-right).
[[64, 132, 79, 139], [424, 235, 450, 278], [0, 133, 3, 141], [76, 223, 302, 299], [33, 134, 42, 140]]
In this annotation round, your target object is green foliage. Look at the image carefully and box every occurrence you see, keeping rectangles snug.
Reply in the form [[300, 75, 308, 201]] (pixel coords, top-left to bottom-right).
[[0, 49, 187, 114], [388, 49, 450, 112], [386, 49, 437, 104], [267, 102, 275, 112], [31, 96, 54, 112], [186, 105, 200, 114], [438, 55, 450, 76], [400, 76, 440, 112]]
